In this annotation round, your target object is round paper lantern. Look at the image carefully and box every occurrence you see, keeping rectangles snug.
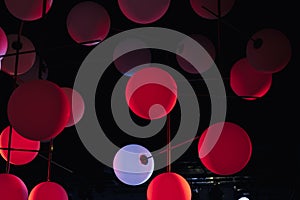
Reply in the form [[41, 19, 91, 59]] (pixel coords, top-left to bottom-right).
[[1, 34, 36, 75], [176, 34, 216, 74], [118, 0, 171, 24], [67, 1, 111, 46], [230, 58, 272, 100], [0, 173, 28, 200], [113, 38, 151, 76], [61, 87, 85, 127], [7, 79, 70, 141], [198, 122, 252, 175], [147, 172, 192, 200], [113, 144, 154, 186], [28, 181, 68, 200], [190, 0, 236, 19], [125, 67, 177, 120], [0, 26, 8, 61], [18, 56, 48, 84], [0, 126, 40, 165], [246, 28, 292, 73], [4, 0, 53, 21]]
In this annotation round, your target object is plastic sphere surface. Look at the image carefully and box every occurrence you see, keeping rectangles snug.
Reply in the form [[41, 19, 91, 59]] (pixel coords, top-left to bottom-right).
[[147, 172, 192, 200], [113, 144, 154, 186], [0, 26, 8, 61], [0, 173, 28, 200], [28, 181, 68, 200], [0, 126, 40, 165], [7, 79, 70, 141]]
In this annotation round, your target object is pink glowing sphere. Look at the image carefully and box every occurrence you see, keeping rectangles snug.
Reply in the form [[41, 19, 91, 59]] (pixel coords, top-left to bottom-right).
[[190, 0, 236, 19], [1, 34, 36, 75], [118, 0, 171, 24], [7, 79, 70, 141], [28, 181, 68, 200], [0, 173, 28, 200], [147, 172, 192, 200], [230, 58, 272, 100], [0, 26, 8, 61], [246, 28, 292, 73], [61, 87, 85, 127], [176, 34, 216, 74], [67, 1, 111, 46], [125, 67, 177, 120], [4, 0, 53, 21], [198, 122, 252, 175], [0, 126, 40, 165]]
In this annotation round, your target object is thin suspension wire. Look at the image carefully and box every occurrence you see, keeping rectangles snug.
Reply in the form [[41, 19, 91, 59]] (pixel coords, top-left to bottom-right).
[[47, 139, 54, 181], [166, 114, 171, 172]]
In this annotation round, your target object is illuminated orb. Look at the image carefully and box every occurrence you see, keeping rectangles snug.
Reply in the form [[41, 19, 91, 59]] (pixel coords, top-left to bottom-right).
[[7, 79, 70, 141], [113, 38, 151, 76], [17, 56, 48, 84], [0, 173, 28, 200], [230, 58, 272, 100], [190, 0, 236, 19], [125, 67, 177, 120], [176, 33, 216, 74], [28, 181, 68, 200], [198, 122, 252, 175], [0, 126, 40, 165], [0, 26, 8, 61], [4, 0, 53, 21], [1, 34, 36, 75], [118, 0, 171, 24], [67, 1, 111, 46], [147, 172, 192, 200], [113, 144, 154, 186], [61, 87, 85, 127], [246, 28, 292, 73]]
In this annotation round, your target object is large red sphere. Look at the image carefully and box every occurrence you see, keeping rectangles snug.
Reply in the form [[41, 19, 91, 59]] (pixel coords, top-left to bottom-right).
[[7, 79, 70, 141], [246, 28, 292, 73], [28, 181, 68, 200], [230, 58, 272, 100], [125, 67, 177, 120], [61, 87, 85, 127], [67, 1, 111, 46], [1, 34, 36, 75], [0, 26, 8, 61], [0, 126, 40, 165], [0, 173, 28, 200], [118, 0, 171, 24], [4, 0, 53, 21], [198, 122, 252, 175], [190, 0, 236, 20], [147, 172, 192, 200]]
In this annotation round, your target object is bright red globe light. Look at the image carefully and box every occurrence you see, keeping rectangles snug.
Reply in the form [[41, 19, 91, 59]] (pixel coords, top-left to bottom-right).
[[0, 173, 28, 200], [125, 67, 177, 120], [147, 172, 192, 200], [28, 181, 68, 200]]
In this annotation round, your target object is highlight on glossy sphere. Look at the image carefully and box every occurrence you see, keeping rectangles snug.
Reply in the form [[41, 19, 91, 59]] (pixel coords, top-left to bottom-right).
[[113, 38, 151, 76], [198, 121, 252, 175], [118, 0, 171, 24], [113, 144, 154, 186], [0, 173, 28, 200], [7, 79, 70, 141], [246, 28, 292, 73], [1, 34, 36, 75], [4, 0, 53, 21], [230, 58, 272, 100], [0, 126, 40, 165], [67, 1, 111, 46], [125, 67, 177, 120], [176, 33, 216, 74], [61, 87, 85, 127], [190, 0, 236, 19], [147, 172, 192, 200], [0, 26, 8, 61], [17, 56, 48, 84], [28, 181, 68, 200]]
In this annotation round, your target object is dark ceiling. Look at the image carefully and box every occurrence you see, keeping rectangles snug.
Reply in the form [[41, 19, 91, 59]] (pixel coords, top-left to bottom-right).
[[0, 0, 299, 199]]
